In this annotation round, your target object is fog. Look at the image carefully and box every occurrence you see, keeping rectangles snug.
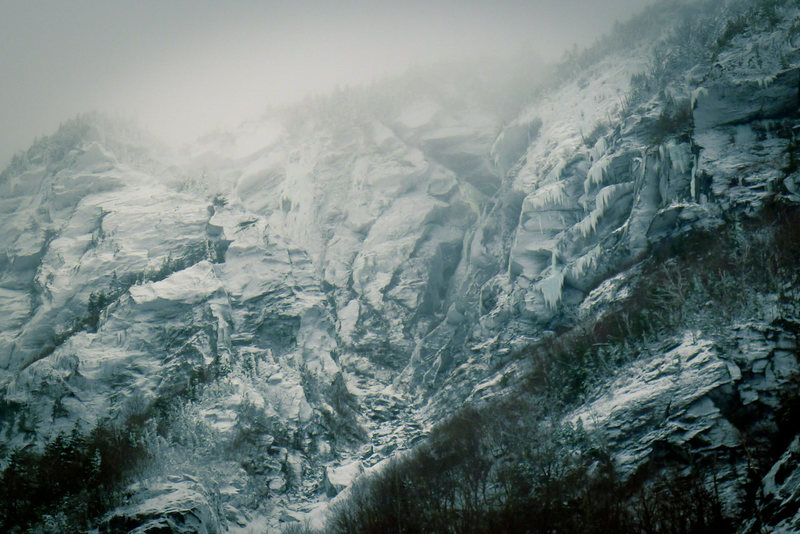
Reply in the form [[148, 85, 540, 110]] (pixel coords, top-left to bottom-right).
[[0, 0, 656, 167]]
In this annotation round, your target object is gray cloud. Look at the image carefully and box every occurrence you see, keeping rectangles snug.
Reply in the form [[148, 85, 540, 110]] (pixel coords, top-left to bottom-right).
[[0, 0, 655, 167]]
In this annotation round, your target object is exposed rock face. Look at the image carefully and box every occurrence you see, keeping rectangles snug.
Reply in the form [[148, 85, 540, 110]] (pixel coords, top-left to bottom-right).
[[100, 479, 220, 534], [757, 436, 800, 532], [1, 1, 800, 531], [572, 319, 800, 512]]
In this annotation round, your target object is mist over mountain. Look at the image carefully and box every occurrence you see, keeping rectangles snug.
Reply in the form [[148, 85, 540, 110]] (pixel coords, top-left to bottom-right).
[[0, 0, 654, 170], [2, 0, 800, 532]]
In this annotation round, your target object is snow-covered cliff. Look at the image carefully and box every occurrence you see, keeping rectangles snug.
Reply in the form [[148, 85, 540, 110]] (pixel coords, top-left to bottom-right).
[[2, 0, 800, 531]]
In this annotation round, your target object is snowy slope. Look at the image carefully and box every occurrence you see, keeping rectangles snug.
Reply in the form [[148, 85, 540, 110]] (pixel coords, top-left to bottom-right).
[[1, 0, 800, 531]]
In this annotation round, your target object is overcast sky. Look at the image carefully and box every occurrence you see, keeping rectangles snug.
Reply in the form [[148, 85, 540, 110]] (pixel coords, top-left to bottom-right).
[[0, 0, 656, 168]]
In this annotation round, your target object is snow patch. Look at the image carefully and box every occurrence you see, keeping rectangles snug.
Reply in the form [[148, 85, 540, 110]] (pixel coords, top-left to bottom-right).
[[129, 261, 222, 304]]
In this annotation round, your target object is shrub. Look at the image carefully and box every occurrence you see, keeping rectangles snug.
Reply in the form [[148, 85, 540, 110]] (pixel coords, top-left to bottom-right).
[[0, 423, 151, 533], [324, 400, 734, 534], [649, 101, 693, 145], [212, 193, 228, 208], [715, 16, 748, 52]]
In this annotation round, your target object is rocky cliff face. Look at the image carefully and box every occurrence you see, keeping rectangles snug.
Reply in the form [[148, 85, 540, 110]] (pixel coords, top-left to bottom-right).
[[2, 0, 800, 531]]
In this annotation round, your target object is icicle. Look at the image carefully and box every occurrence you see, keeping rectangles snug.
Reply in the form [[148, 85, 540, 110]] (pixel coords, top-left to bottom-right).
[[577, 210, 600, 239], [528, 182, 569, 210], [539, 269, 565, 309], [595, 183, 634, 214], [573, 247, 599, 281], [590, 136, 608, 162], [578, 183, 634, 241], [667, 141, 691, 174], [585, 156, 611, 194], [597, 185, 613, 212], [640, 151, 648, 183], [547, 157, 568, 182]]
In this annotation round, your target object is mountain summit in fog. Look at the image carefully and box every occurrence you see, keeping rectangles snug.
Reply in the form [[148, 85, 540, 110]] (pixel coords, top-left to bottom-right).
[[2, 0, 800, 532]]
